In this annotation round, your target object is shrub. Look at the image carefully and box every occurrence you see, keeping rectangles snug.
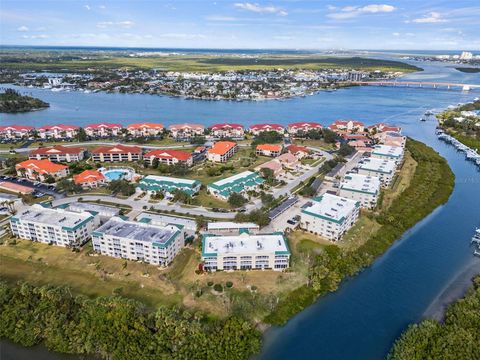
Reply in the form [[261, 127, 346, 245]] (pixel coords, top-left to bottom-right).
[[213, 284, 223, 292], [207, 281, 214, 287], [226, 281, 233, 288]]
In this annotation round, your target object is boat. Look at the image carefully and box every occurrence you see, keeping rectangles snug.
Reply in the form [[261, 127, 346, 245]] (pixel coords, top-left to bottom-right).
[[424, 110, 435, 116], [474, 250, 480, 257], [420, 116, 427, 122]]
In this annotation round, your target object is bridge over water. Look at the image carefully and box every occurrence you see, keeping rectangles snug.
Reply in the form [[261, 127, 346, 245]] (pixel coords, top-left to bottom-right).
[[352, 81, 480, 91]]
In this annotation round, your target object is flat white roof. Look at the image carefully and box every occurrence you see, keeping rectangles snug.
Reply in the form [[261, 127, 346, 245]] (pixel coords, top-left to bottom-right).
[[340, 173, 381, 195], [371, 145, 404, 158], [209, 171, 254, 187], [207, 222, 259, 231], [203, 232, 289, 256], [358, 157, 396, 174], [136, 212, 197, 231], [302, 193, 359, 224], [67, 202, 120, 216], [142, 174, 198, 186], [13, 204, 93, 229]]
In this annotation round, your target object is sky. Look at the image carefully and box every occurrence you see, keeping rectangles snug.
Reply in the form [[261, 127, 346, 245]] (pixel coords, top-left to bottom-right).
[[1, 0, 479, 50]]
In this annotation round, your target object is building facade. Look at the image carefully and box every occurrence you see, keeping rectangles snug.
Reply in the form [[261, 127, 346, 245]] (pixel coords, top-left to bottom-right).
[[168, 123, 205, 139], [207, 170, 264, 200], [300, 194, 360, 241], [29, 145, 86, 162], [138, 175, 201, 197], [144, 149, 193, 167], [127, 123, 164, 137], [207, 141, 237, 162], [206, 222, 260, 235], [209, 123, 244, 138], [73, 170, 107, 188], [91, 144, 142, 162], [370, 144, 404, 164], [37, 124, 80, 139], [249, 123, 285, 136], [0, 125, 34, 140], [338, 173, 381, 209], [202, 231, 290, 271], [256, 144, 282, 157], [357, 157, 396, 187], [16, 159, 69, 181], [84, 123, 123, 138], [287, 122, 323, 135]]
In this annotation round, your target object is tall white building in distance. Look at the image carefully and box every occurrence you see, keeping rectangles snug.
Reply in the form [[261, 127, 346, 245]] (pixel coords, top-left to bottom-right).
[[338, 173, 381, 209], [10, 204, 99, 248]]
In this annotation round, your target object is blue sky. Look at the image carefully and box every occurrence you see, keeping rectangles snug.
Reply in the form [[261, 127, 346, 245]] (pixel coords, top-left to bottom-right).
[[1, 1, 479, 50]]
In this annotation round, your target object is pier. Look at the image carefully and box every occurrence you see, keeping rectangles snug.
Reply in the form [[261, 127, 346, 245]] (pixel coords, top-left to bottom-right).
[[353, 81, 480, 91], [437, 131, 480, 168]]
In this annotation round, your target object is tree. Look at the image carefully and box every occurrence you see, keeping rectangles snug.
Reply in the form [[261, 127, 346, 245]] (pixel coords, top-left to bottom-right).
[[322, 128, 337, 143], [172, 189, 192, 204], [107, 179, 135, 196], [260, 167, 275, 185], [251, 131, 283, 145], [338, 143, 355, 157], [228, 193, 247, 208], [151, 157, 159, 169], [260, 192, 275, 207], [76, 127, 87, 142], [56, 179, 82, 194]]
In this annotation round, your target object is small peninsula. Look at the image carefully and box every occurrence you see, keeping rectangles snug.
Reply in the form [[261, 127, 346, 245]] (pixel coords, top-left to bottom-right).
[[0, 88, 49, 113]]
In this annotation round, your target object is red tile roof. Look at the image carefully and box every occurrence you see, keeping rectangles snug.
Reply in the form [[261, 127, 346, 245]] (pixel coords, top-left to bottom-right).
[[286, 144, 311, 154], [256, 144, 282, 152], [16, 159, 68, 174], [208, 141, 237, 155], [127, 122, 164, 130], [91, 144, 142, 154], [144, 149, 192, 161], [250, 123, 284, 131], [85, 122, 123, 129], [30, 145, 85, 156], [73, 170, 106, 185], [209, 123, 244, 130], [168, 123, 205, 131], [0, 125, 34, 131], [288, 122, 323, 129], [38, 124, 80, 131]]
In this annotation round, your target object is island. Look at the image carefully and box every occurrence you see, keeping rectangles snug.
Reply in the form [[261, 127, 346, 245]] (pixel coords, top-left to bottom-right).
[[455, 67, 480, 73], [0, 88, 49, 113]]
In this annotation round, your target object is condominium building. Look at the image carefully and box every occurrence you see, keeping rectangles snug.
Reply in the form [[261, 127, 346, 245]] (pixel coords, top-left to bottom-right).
[[73, 170, 107, 188], [206, 222, 260, 235], [168, 123, 205, 139], [0, 125, 34, 140], [136, 212, 197, 232], [287, 122, 322, 135], [10, 204, 99, 247], [37, 124, 80, 139], [207, 141, 237, 162], [126, 122, 164, 137], [137, 175, 201, 197], [338, 173, 381, 209], [92, 217, 185, 266], [370, 144, 404, 164], [144, 149, 193, 167], [202, 231, 290, 271], [209, 123, 244, 138], [249, 123, 285, 136], [358, 157, 396, 187], [91, 144, 142, 162], [367, 123, 402, 134], [16, 159, 69, 181], [207, 171, 264, 200], [300, 194, 360, 241], [84, 122, 123, 138], [256, 144, 282, 157], [374, 131, 406, 148], [29, 145, 86, 163], [328, 120, 365, 133], [66, 202, 120, 221]]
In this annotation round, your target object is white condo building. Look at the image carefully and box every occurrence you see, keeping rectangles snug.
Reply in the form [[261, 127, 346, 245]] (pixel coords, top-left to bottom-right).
[[202, 231, 290, 271], [10, 204, 99, 247], [358, 157, 396, 187], [338, 173, 381, 209], [300, 194, 360, 241], [370, 145, 404, 164], [92, 217, 185, 266], [206, 222, 260, 235]]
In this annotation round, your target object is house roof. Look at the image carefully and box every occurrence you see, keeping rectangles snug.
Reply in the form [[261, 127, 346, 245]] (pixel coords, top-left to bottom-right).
[[144, 149, 192, 161], [256, 144, 282, 152], [16, 159, 68, 174], [127, 122, 164, 130], [250, 123, 284, 131], [276, 152, 298, 163], [85, 122, 123, 129], [73, 170, 106, 184], [288, 122, 322, 129], [209, 123, 244, 130], [0, 125, 34, 131], [38, 124, 80, 131], [30, 145, 85, 156], [208, 141, 237, 156], [286, 144, 310, 154], [91, 144, 142, 154], [168, 123, 205, 131]]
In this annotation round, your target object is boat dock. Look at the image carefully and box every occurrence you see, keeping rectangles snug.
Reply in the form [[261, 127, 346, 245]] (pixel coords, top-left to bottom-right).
[[437, 131, 480, 168], [471, 228, 480, 257]]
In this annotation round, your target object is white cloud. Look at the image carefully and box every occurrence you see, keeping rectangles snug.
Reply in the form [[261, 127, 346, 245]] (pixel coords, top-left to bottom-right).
[[234, 2, 288, 16], [97, 20, 135, 29], [17, 25, 29, 32], [22, 34, 49, 39], [99, 5, 106, 9], [84, 5, 91, 11], [409, 12, 447, 24], [392, 32, 400, 36], [205, 15, 237, 21], [328, 4, 396, 20]]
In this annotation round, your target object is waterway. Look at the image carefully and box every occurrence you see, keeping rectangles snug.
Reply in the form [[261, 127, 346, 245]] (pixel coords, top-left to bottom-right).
[[1, 60, 480, 359]]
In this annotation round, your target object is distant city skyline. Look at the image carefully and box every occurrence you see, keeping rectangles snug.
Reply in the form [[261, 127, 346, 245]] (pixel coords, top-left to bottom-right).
[[1, 1, 479, 50]]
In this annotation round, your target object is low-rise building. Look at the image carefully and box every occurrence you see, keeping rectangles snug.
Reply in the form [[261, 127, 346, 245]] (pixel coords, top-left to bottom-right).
[[286, 144, 311, 159], [66, 202, 120, 221], [374, 131, 406, 148], [207, 170, 264, 200], [144, 149, 193, 167], [138, 175, 201, 197], [209, 123, 244, 138], [84, 122, 123, 138], [73, 170, 107, 188], [136, 212, 197, 232], [287, 122, 322, 135], [91, 144, 142, 162], [207, 141, 237, 162], [249, 123, 285, 135], [338, 173, 381, 209], [92, 217, 185, 266], [0, 125, 34, 140], [29, 145, 86, 163], [206, 222, 260, 235], [16, 159, 69, 181], [328, 120, 365, 133], [255, 152, 300, 177], [127, 122, 164, 137], [300, 194, 360, 241], [256, 144, 282, 157], [37, 124, 79, 139], [202, 231, 290, 271], [10, 204, 99, 247], [357, 157, 396, 187], [370, 144, 404, 164], [367, 123, 402, 134], [169, 123, 205, 139]]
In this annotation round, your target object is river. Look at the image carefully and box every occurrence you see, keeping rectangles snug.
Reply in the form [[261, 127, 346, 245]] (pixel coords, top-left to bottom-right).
[[1, 60, 479, 359]]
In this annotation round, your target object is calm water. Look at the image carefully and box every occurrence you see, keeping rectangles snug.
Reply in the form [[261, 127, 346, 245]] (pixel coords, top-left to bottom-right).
[[1, 60, 480, 359]]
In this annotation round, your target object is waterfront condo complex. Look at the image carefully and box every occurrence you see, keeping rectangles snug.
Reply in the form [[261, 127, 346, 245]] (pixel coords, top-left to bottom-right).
[[249, 123, 285, 135], [370, 144, 405, 164], [91, 144, 142, 162], [207, 170, 264, 200], [300, 193, 360, 241], [28, 145, 86, 163], [15, 159, 69, 181], [202, 231, 290, 271], [143, 149, 193, 167], [10, 204, 100, 247], [357, 157, 397, 187], [338, 173, 381, 209], [138, 174, 201, 197], [126, 122, 164, 137], [168, 123, 205, 139], [92, 217, 185, 266], [207, 141, 238, 162]]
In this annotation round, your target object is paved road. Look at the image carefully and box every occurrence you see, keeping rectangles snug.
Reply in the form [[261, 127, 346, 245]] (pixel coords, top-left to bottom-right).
[[0, 176, 65, 200]]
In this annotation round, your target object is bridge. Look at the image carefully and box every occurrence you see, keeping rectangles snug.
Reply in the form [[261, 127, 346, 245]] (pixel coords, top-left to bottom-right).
[[352, 81, 480, 91]]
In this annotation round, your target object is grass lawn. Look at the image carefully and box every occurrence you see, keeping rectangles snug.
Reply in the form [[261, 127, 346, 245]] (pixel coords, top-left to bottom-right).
[[294, 139, 336, 150], [80, 199, 132, 211], [191, 189, 231, 209], [446, 129, 480, 150], [338, 215, 382, 251]]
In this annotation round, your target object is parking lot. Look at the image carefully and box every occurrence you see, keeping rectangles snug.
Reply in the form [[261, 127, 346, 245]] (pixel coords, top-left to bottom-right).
[[0, 175, 65, 200]]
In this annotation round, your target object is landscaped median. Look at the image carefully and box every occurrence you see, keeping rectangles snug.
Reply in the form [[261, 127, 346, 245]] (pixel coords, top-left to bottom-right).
[[264, 138, 455, 325]]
